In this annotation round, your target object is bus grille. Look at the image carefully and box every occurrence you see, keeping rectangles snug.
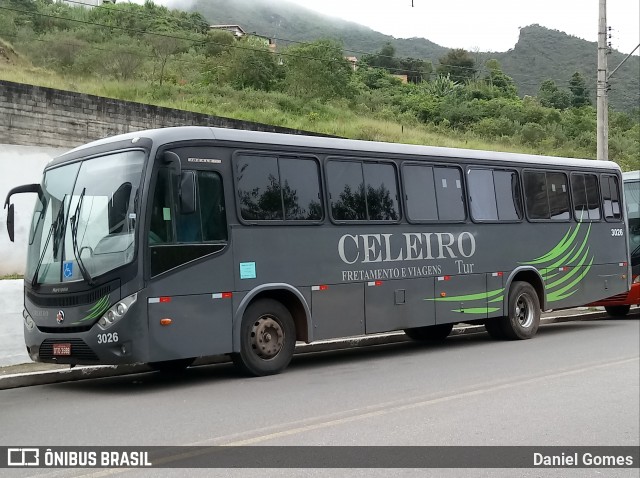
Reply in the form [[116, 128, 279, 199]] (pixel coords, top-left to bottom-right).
[[40, 339, 99, 361], [37, 324, 93, 334], [27, 284, 113, 308]]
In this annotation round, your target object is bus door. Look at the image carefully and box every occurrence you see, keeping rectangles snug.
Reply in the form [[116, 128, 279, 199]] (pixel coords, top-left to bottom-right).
[[145, 148, 233, 361]]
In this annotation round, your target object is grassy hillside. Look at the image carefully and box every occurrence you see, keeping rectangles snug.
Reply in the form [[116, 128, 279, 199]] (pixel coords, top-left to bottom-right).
[[0, 0, 637, 171]]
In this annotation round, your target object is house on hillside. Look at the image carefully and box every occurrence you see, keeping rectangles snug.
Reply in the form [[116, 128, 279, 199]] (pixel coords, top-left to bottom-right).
[[210, 24, 275, 51], [63, 0, 115, 5]]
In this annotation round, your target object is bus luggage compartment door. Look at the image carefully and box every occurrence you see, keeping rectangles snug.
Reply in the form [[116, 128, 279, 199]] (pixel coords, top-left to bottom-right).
[[311, 283, 365, 340], [365, 278, 435, 334], [147, 293, 233, 362], [434, 273, 488, 323]]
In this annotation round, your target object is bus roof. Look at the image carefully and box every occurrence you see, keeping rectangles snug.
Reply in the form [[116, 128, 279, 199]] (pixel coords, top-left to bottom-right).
[[622, 170, 640, 181], [52, 126, 621, 171]]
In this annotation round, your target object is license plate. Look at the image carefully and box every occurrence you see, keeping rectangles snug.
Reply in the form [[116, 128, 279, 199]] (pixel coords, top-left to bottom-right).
[[53, 343, 71, 356]]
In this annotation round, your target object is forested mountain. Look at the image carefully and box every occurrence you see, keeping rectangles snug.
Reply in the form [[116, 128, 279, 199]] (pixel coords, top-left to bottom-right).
[[181, 0, 639, 112], [184, 0, 449, 59], [0, 0, 637, 169]]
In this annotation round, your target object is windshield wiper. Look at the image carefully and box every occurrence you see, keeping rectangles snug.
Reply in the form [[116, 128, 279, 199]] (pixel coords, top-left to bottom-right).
[[70, 188, 94, 286], [31, 195, 66, 288]]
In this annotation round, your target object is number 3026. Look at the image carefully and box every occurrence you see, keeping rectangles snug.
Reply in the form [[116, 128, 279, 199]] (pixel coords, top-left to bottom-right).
[[97, 332, 118, 344], [611, 228, 624, 237]]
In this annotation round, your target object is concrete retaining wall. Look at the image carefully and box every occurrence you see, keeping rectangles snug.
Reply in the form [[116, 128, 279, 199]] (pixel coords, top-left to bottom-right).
[[0, 79, 324, 148]]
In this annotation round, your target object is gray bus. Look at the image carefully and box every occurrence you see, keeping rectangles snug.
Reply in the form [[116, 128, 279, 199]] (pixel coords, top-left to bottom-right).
[[4, 127, 632, 376]]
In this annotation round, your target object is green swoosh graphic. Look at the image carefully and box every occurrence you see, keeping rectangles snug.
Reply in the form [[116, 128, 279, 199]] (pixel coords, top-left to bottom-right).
[[523, 224, 581, 265], [427, 288, 504, 302], [73, 294, 111, 324], [547, 256, 594, 302]]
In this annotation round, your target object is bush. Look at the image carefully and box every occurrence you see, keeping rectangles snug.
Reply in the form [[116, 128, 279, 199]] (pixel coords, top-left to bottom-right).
[[521, 123, 546, 145], [473, 117, 519, 139]]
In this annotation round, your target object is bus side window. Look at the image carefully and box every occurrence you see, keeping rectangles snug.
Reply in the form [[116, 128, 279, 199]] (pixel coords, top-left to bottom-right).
[[149, 168, 173, 244], [601, 175, 622, 221]]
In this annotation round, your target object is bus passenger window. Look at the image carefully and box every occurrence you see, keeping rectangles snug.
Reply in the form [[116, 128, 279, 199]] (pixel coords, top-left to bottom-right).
[[403, 165, 438, 221], [468, 168, 498, 221], [601, 175, 622, 221], [434, 167, 465, 221], [547, 172, 570, 220], [524, 171, 569, 221], [363, 163, 399, 221], [328, 160, 399, 221], [236, 155, 283, 220], [494, 170, 522, 220], [572, 173, 601, 221], [328, 161, 366, 220], [279, 158, 323, 221]]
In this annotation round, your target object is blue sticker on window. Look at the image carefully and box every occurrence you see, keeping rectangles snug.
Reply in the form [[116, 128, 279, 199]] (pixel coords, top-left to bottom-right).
[[239, 262, 256, 279], [63, 261, 74, 279]]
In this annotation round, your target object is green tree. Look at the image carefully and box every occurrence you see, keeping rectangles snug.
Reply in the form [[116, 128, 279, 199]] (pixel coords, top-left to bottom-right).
[[539, 79, 571, 110], [436, 48, 476, 83], [225, 38, 279, 91], [398, 57, 432, 83], [361, 42, 400, 72], [568, 71, 591, 107], [202, 30, 235, 58], [484, 59, 517, 98], [283, 39, 354, 100]]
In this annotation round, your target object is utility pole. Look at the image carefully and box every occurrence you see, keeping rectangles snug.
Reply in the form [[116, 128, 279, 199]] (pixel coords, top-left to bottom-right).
[[596, 0, 608, 160]]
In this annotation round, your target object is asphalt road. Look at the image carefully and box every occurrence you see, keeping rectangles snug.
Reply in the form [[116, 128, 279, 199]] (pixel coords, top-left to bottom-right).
[[0, 314, 638, 477]]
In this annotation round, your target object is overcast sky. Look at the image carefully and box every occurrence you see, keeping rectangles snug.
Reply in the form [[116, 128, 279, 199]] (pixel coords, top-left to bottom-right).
[[284, 0, 639, 54]]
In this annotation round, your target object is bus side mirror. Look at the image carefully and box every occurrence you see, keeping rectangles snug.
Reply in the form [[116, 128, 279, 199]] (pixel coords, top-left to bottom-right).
[[6, 203, 15, 242], [180, 171, 196, 215]]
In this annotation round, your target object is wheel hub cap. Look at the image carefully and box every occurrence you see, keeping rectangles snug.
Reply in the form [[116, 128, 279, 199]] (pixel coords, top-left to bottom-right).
[[251, 316, 284, 359]]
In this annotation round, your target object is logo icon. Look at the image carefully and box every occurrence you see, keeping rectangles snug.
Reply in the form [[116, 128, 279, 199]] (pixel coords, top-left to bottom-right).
[[56, 310, 65, 324], [7, 448, 40, 466], [63, 261, 73, 279]]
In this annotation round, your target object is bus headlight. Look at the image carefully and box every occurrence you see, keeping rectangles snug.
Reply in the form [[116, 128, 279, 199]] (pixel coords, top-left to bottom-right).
[[98, 293, 137, 330], [23, 309, 35, 331], [633, 275, 640, 284]]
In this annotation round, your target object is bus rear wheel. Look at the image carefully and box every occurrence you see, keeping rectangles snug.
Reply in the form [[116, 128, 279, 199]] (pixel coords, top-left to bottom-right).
[[604, 305, 631, 317], [232, 299, 296, 377], [502, 281, 540, 339], [404, 323, 454, 342]]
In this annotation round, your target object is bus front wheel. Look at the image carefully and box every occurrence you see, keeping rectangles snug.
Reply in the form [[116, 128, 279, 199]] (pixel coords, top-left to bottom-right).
[[232, 299, 296, 377]]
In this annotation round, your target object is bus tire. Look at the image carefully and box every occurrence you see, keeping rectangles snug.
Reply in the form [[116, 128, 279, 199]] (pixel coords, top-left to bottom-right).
[[232, 299, 296, 377], [404, 323, 454, 342], [148, 358, 195, 374], [502, 281, 540, 340], [604, 305, 631, 317], [484, 318, 507, 339]]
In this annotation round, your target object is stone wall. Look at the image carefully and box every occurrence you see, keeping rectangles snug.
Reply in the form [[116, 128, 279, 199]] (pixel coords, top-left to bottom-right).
[[0, 80, 323, 148]]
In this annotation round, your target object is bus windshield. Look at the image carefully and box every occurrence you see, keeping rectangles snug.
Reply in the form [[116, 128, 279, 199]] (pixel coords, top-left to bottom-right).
[[26, 150, 146, 285]]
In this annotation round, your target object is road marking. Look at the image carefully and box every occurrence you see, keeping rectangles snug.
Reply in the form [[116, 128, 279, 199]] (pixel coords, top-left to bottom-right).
[[50, 355, 638, 477]]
